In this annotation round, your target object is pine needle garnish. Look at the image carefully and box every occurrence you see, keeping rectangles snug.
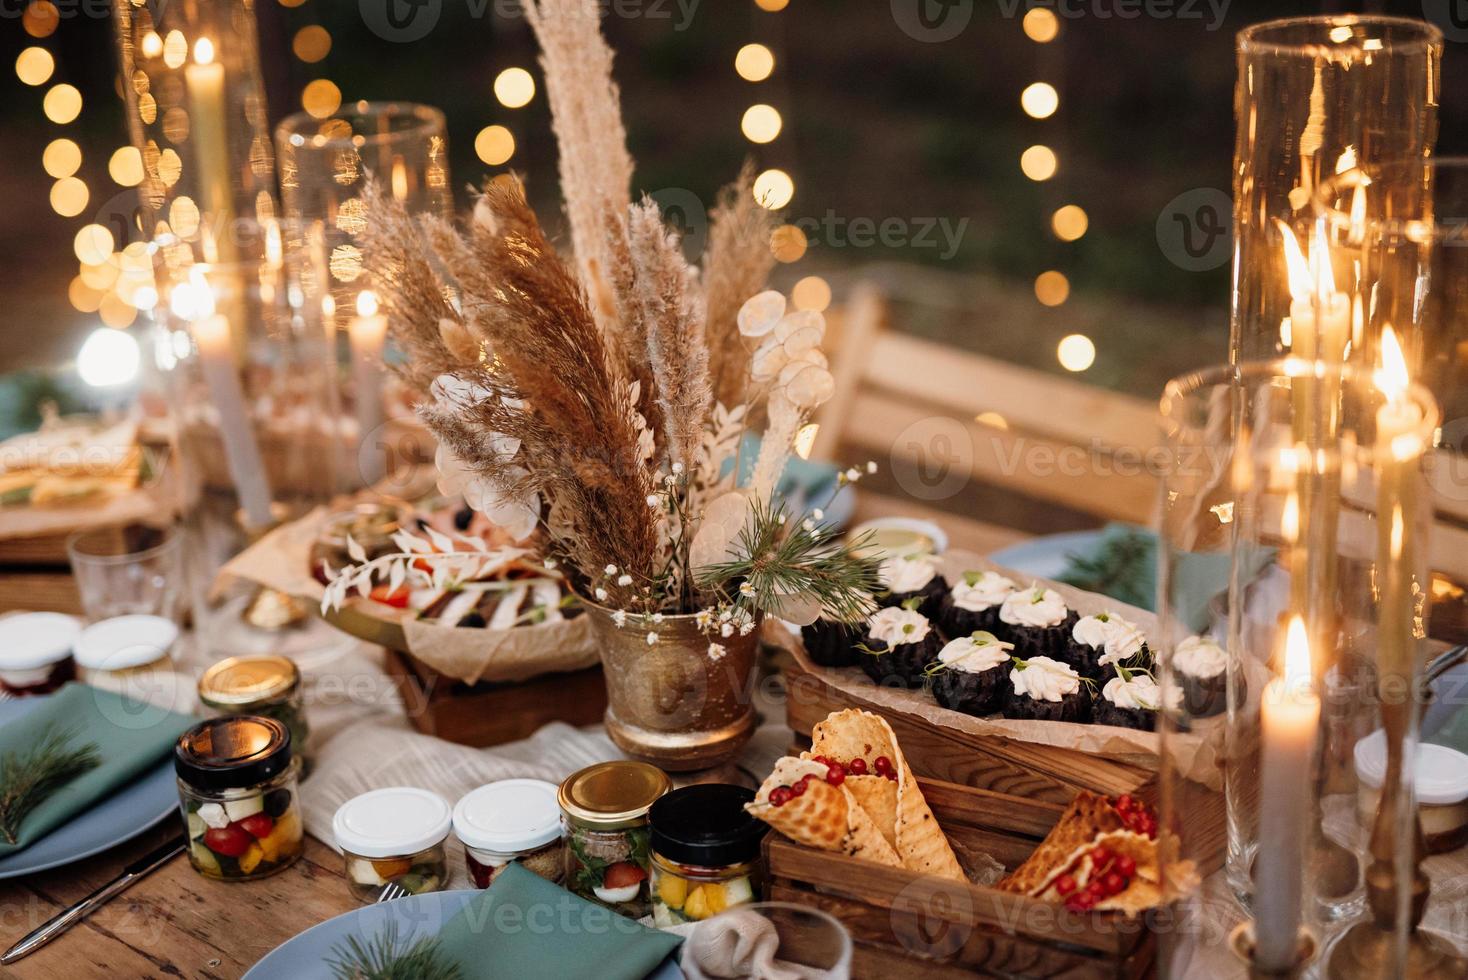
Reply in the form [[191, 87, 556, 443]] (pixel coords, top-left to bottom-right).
[[0, 723, 101, 845], [326, 924, 463, 980], [1056, 528, 1155, 611]]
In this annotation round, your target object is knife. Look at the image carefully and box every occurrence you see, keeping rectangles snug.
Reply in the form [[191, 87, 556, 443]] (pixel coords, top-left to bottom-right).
[[1, 832, 187, 964]]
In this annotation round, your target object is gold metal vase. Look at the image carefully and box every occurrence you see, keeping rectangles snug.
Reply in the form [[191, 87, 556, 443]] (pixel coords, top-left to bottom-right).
[[582, 602, 759, 772]]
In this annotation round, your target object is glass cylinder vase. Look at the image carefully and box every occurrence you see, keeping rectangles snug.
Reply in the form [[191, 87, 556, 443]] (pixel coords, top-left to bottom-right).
[[110, 0, 279, 270], [1155, 359, 1442, 977], [275, 103, 452, 495], [1231, 16, 1440, 365]]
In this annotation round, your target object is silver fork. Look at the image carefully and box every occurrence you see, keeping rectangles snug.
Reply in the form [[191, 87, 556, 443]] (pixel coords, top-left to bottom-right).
[[376, 881, 408, 903]]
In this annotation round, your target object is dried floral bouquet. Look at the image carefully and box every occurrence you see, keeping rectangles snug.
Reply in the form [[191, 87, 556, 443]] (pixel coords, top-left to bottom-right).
[[323, 0, 880, 643]]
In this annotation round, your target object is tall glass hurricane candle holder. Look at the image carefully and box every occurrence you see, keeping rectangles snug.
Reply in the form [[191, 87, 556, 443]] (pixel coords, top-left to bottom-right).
[[275, 103, 452, 494], [1232, 16, 1439, 365], [157, 258, 345, 663], [110, 0, 279, 270], [1156, 360, 1442, 978]]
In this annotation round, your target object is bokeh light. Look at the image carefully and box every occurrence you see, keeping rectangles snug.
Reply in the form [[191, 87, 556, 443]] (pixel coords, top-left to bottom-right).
[[753, 168, 795, 209], [77, 327, 140, 387], [15, 47, 54, 86], [292, 26, 332, 63], [50, 177, 89, 217], [69, 276, 104, 314], [22, 1, 59, 38], [770, 224, 808, 263], [109, 146, 145, 186], [494, 67, 536, 108], [42, 138, 81, 178], [475, 125, 516, 166], [792, 276, 832, 312], [141, 31, 163, 59], [1020, 144, 1058, 181], [1034, 270, 1070, 307], [1023, 8, 1060, 43], [1057, 333, 1096, 372], [1021, 82, 1059, 119], [1052, 204, 1089, 241], [976, 411, 1010, 430], [755, 0, 789, 9], [162, 30, 187, 69], [735, 44, 775, 82], [302, 79, 342, 119], [98, 293, 138, 329], [43, 84, 82, 124], [73, 225, 115, 266], [741, 104, 782, 144]]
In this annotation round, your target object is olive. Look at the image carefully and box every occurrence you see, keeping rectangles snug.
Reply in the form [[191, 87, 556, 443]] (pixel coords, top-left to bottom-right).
[[263, 788, 292, 818]]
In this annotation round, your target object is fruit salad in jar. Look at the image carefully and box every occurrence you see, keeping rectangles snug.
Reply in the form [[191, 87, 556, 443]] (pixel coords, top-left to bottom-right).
[[332, 787, 453, 903], [453, 779, 564, 889], [558, 761, 670, 918], [648, 784, 764, 927], [174, 716, 304, 881]]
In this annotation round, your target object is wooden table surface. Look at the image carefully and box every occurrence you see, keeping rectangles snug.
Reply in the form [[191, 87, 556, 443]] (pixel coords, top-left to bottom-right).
[[0, 495, 1032, 979]]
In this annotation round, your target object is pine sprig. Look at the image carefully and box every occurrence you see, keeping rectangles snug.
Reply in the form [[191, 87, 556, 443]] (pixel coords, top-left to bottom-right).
[[1056, 529, 1154, 611], [698, 497, 882, 624], [0, 723, 101, 845], [326, 924, 462, 980]]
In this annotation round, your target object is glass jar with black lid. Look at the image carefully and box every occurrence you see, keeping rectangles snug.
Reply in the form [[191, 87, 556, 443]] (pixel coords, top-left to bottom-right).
[[648, 784, 764, 927], [174, 715, 304, 881]]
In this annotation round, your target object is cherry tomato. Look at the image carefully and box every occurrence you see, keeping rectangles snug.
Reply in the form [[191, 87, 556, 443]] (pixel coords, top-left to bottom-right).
[[238, 813, 275, 839], [203, 824, 252, 857], [369, 584, 410, 608], [602, 861, 647, 889]]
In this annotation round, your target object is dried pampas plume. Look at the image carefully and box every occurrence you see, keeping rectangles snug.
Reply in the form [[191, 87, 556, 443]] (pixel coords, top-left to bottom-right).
[[703, 163, 778, 409]]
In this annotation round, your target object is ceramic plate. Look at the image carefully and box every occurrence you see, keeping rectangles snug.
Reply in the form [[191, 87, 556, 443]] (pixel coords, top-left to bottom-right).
[[988, 530, 1105, 581], [0, 696, 179, 879], [244, 890, 685, 979]]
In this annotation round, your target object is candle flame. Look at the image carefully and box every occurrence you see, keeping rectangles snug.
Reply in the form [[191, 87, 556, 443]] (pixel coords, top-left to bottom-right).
[[1335, 146, 1357, 174], [1283, 616, 1312, 690], [1376, 326, 1409, 401], [1390, 505, 1404, 562], [356, 290, 379, 317], [1277, 219, 1338, 303], [1349, 182, 1368, 243], [1282, 491, 1300, 544], [193, 38, 216, 66], [1278, 221, 1312, 304], [1310, 217, 1336, 297]]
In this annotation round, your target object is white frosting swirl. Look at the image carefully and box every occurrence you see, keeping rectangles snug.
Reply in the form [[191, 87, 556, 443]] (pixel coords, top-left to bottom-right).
[[867, 607, 931, 647], [949, 571, 1016, 612], [880, 554, 939, 594], [1009, 656, 1080, 702], [1072, 615, 1112, 651], [936, 633, 1014, 673], [1175, 635, 1227, 679], [999, 586, 1069, 629], [1103, 673, 1180, 711]]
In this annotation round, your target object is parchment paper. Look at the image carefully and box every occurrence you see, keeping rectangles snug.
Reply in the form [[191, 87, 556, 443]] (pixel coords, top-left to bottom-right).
[[777, 550, 1227, 790], [221, 504, 598, 685]]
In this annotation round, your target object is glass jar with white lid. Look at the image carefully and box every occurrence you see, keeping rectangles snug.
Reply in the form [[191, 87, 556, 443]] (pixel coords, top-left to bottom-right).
[[0, 612, 78, 696], [453, 778, 564, 888], [333, 786, 453, 903], [74, 615, 178, 688]]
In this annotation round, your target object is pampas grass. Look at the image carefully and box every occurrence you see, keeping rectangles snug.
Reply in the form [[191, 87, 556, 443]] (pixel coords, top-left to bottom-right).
[[703, 164, 777, 410]]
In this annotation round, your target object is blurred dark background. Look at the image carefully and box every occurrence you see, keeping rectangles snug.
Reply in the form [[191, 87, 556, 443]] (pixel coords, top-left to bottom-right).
[[1, 0, 1464, 401]]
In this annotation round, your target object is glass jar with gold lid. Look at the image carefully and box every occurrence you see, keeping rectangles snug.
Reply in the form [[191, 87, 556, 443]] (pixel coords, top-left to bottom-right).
[[199, 656, 309, 773], [558, 761, 670, 918]]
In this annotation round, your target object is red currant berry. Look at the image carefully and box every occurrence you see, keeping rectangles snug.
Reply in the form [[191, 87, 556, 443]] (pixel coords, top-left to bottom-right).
[[1054, 874, 1077, 896], [825, 765, 846, 786], [791, 776, 810, 796], [873, 755, 893, 774], [1089, 846, 1111, 866], [848, 758, 868, 775], [1115, 794, 1134, 813], [1102, 872, 1126, 895], [769, 786, 793, 806], [1115, 855, 1136, 878], [1085, 880, 1107, 901]]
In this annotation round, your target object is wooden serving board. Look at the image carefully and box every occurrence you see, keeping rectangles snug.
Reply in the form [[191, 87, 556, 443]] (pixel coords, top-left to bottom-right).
[[764, 776, 1160, 979]]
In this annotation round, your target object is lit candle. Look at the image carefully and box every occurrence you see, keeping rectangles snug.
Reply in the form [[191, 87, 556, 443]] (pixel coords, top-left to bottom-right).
[[349, 290, 389, 484], [1374, 327, 1426, 678], [185, 279, 274, 530], [184, 38, 233, 262], [1254, 615, 1319, 971]]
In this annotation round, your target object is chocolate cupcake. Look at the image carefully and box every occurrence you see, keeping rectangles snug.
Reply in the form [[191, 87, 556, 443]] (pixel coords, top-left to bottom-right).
[[878, 554, 947, 618], [800, 618, 863, 668], [859, 605, 942, 688], [939, 571, 1016, 638], [927, 631, 1015, 717], [1066, 611, 1149, 681], [1092, 668, 1175, 731], [1002, 655, 1090, 723], [998, 586, 1078, 660], [1173, 635, 1230, 718]]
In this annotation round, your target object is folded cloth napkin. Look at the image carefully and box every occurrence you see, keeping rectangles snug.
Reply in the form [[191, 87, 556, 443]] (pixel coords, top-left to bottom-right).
[[680, 908, 814, 980], [435, 862, 682, 980], [0, 682, 195, 856]]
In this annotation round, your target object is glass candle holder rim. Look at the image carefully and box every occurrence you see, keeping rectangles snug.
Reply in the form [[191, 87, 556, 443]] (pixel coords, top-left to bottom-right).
[[1236, 14, 1442, 58], [1312, 157, 1468, 245], [66, 524, 180, 566], [1159, 359, 1441, 441], [276, 101, 447, 151]]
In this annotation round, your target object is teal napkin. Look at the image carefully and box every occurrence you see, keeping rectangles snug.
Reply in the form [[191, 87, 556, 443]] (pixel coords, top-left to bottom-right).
[[0, 682, 195, 856], [436, 863, 682, 980]]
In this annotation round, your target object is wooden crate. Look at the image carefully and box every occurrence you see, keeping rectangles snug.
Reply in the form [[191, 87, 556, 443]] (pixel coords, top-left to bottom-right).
[[764, 776, 1159, 978], [384, 648, 608, 747]]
